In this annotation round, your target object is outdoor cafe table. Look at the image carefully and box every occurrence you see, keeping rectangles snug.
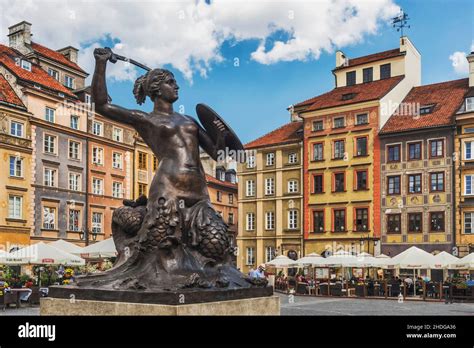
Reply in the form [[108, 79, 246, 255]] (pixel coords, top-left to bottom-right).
[[10, 288, 32, 308]]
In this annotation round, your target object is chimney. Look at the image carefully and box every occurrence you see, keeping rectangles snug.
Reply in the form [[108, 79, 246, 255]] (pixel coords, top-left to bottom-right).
[[57, 46, 79, 64], [467, 52, 474, 87], [336, 51, 347, 68], [8, 21, 33, 55]]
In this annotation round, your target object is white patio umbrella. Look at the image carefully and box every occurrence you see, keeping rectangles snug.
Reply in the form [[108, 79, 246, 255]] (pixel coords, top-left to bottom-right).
[[80, 238, 117, 258], [430, 251, 458, 269], [9, 242, 85, 266], [324, 250, 359, 267], [449, 253, 474, 269], [49, 239, 84, 255], [0, 250, 29, 264], [294, 253, 325, 267], [265, 255, 297, 268]]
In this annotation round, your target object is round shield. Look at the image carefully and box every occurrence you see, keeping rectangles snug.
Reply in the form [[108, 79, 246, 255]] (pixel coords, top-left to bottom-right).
[[196, 103, 244, 153]]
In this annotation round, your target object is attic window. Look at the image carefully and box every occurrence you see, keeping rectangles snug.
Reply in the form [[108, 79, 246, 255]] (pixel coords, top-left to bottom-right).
[[419, 105, 435, 115], [20, 60, 31, 71], [342, 93, 356, 101]]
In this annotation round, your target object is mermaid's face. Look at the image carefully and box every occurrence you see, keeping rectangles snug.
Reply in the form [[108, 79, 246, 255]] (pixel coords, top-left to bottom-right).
[[150, 72, 179, 103]]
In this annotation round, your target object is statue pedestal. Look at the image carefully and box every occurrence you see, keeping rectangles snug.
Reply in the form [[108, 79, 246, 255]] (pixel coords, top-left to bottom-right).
[[40, 295, 280, 316]]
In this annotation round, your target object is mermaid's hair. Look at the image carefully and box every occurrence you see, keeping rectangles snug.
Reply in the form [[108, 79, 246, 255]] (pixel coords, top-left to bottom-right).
[[133, 68, 174, 105]]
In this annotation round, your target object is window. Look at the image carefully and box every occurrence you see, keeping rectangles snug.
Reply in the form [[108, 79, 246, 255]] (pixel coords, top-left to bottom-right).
[[313, 174, 323, 193], [112, 182, 123, 198], [113, 127, 123, 142], [313, 211, 324, 233], [8, 195, 22, 219], [312, 120, 324, 131], [246, 180, 255, 196], [246, 213, 255, 231], [355, 208, 368, 232], [346, 71, 356, 86], [419, 105, 434, 115], [265, 178, 275, 195], [228, 194, 234, 204], [70, 115, 79, 130], [21, 60, 31, 71], [465, 175, 474, 195], [48, 68, 59, 80], [265, 211, 275, 230], [342, 93, 356, 100], [92, 147, 104, 165], [313, 143, 324, 161], [92, 212, 103, 234], [85, 94, 92, 104], [408, 213, 422, 233], [216, 190, 222, 202], [355, 137, 367, 156], [153, 156, 158, 171], [333, 140, 345, 159], [333, 117, 345, 129], [112, 152, 123, 169], [430, 172, 444, 192], [356, 113, 368, 125], [43, 207, 56, 229], [9, 156, 23, 177], [92, 121, 103, 136], [334, 172, 345, 192], [10, 121, 23, 137], [363, 67, 373, 83], [387, 176, 401, 195], [138, 183, 147, 196], [333, 209, 346, 232], [64, 75, 74, 88], [138, 152, 147, 170], [69, 172, 81, 191], [288, 180, 298, 193], [266, 153, 275, 166], [387, 214, 401, 234], [45, 107, 55, 123], [288, 210, 298, 229], [380, 63, 391, 79], [430, 212, 445, 232], [69, 140, 80, 160], [44, 134, 56, 154], [288, 153, 297, 164], [92, 178, 104, 195], [464, 212, 474, 234], [247, 154, 255, 168], [44, 168, 57, 187], [408, 174, 422, 194], [408, 142, 422, 160], [246, 247, 255, 265], [465, 126, 474, 133], [466, 97, 474, 112], [355, 170, 367, 190], [465, 141, 473, 160], [68, 209, 80, 231], [429, 139, 444, 158], [228, 212, 234, 225], [387, 145, 400, 162], [265, 246, 275, 263]]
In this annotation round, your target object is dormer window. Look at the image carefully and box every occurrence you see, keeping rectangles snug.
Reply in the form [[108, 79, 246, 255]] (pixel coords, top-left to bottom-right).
[[419, 105, 435, 115], [65, 75, 74, 89], [346, 71, 356, 86], [20, 60, 31, 71], [48, 68, 59, 80], [466, 97, 474, 112], [85, 94, 92, 104], [363, 67, 373, 83], [380, 63, 391, 79], [341, 93, 356, 101]]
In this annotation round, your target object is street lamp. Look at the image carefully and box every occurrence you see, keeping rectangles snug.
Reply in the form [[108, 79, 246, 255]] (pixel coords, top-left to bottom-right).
[[79, 228, 98, 246]]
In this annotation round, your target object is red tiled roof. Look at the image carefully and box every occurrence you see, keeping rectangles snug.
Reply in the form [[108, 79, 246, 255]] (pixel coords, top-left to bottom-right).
[[245, 121, 303, 149], [0, 74, 25, 108], [334, 48, 403, 70], [380, 78, 469, 134], [0, 44, 76, 98], [31, 42, 86, 74], [296, 75, 404, 112], [205, 174, 237, 190]]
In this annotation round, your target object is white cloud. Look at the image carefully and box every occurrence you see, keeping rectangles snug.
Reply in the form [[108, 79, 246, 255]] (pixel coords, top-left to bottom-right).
[[0, 0, 399, 82], [449, 42, 474, 75]]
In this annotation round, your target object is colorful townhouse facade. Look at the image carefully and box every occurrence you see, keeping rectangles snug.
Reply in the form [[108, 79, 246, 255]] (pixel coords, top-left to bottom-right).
[[379, 78, 469, 255], [237, 121, 303, 273], [292, 37, 421, 256], [454, 52, 474, 257]]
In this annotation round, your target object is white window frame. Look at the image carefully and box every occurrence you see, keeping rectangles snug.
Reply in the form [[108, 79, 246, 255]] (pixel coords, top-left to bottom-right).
[[92, 121, 103, 136], [112, 181, 123, 198], [112, 127, 123, 142], [9, 155, 23, 178], [246, 180, 255, 197], [92, 146, 104, 165], [10, 121, 24, 137], [266, 153, 275, 166], [465, 175, 474, 196], [247, 154, 256, 168], [246, 213, 255, 231], [288, 179, 298, 193], [464, 212, 474, 234], [64, 75, 75, 88], [112, 152, 123, 169], [355, 113, 369, 125], [8, 195, 22, 219], [68, 172, 81, 191], [288, 209, 298, 229], [265, 177, 274, 195], [265, 246, 275, 263], [21, 60, 31, 71], [45, 107, 55, 123], [246, 247, 255, 266], [48, 68, 59, 80], [44, 167, 57, 187], [466, 97, 474, 112], [68, 140, 81, 160], [70, 115, 79, 130], [92, 212, 103, 234], [43, 206, 56, 230], [288, 152, 297, 164], [85, 94, 91, 104], [43, 134, 57, 154], [464, 141, 474, 160], [68, 209, 81, 231], [92, 177, 104, 195], [265, 211, 275, 230]]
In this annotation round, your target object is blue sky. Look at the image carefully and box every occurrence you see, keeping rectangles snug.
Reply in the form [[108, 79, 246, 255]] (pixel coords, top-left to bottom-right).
[[105, 0, 473, 144]]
